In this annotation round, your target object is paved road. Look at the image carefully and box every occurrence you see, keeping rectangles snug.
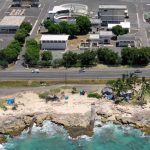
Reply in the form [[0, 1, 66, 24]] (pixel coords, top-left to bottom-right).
[[135, 0, 149, 46], [0, 69, 149, 80]]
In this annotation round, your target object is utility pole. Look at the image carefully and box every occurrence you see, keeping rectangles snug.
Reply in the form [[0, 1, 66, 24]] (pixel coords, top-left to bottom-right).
[[0, 39, 3, 50], [65, 62, 67, 87]]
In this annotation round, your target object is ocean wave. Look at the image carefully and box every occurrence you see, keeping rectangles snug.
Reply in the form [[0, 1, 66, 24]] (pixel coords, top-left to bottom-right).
[[31, 120, 68, 137], [68, 134, 92, 141], [0, 144, 5, 150]]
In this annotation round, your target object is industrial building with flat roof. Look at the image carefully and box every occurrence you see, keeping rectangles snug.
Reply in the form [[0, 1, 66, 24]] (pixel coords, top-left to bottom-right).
[[98, 5, 128, 26], [40, 35, 69, 50], [0, 16, 25, 33], [12, 0, 40, 7]]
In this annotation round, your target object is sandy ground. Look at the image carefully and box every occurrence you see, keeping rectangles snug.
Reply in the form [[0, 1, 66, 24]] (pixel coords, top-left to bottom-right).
[[0, 91, 96, 119], [0, 89, 150, 126]]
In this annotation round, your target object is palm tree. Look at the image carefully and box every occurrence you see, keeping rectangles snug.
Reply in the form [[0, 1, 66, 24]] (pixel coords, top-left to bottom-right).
[[137, 80, 150, 106]]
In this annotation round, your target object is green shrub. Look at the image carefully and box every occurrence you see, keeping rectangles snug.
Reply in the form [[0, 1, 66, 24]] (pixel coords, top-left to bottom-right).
[[88, 93, 102, 99], [0, 99, 7, 111], [25, 39, 40, 66], [0, 60, 8, 68], [71, 87, 78, 94], [39, 92, 49, 99]]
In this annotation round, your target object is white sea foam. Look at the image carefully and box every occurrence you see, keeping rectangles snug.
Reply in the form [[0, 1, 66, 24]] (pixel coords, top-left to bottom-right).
[[68, 134, 91, 141], [31, 121, 67, 137], [0, 144, 5, 150], [80, 135, 92, 141]]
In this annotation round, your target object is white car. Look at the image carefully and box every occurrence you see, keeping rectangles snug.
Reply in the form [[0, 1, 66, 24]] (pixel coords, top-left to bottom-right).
[[32, 69, 40, 73]]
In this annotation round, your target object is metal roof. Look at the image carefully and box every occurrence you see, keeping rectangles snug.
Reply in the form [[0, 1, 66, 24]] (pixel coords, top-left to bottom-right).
[[117, 34, 135, 41], [89, 34, 99, 40], [108, 22, 131, 29], [40, 35, 69, 41], [49, 6, 69, 13], [99, 31, 114, 37], [100, 9, 125, 17], [99, 5, 127, 10], [0, 16, 25, 27]]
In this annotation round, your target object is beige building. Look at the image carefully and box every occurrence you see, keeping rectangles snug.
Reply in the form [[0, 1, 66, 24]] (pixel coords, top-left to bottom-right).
[[89, 31, 114, 45], [0, 16, 25, 34]]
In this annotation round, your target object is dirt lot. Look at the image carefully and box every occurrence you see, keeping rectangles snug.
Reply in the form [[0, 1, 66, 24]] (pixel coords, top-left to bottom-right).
[[67, 35, 88, 50]]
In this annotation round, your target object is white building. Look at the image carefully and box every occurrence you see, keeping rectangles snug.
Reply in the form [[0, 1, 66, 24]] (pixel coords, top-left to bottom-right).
[[0, 16, 25, 34], [40, 35, 69, 50], [98, 5, 128, 26], [108, 22, 131, 32], [117, 34, 136, 47], [48, 3, 88, 23], [89, 31, 114, 45]]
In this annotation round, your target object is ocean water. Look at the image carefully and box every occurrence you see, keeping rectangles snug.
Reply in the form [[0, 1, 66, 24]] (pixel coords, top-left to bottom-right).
[[1, 121, 150, 150]]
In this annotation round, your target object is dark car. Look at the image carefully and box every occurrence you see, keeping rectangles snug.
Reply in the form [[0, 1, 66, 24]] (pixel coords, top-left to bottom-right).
[[79, 68, 85, 73], [134, 70, 142, 73]]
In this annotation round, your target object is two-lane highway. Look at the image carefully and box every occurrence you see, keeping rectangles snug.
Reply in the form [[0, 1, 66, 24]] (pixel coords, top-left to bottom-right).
[[0, 69, 150, 80]]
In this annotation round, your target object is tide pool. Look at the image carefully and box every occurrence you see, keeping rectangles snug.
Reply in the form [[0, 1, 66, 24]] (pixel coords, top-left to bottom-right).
[[2, 121, 150, 150]]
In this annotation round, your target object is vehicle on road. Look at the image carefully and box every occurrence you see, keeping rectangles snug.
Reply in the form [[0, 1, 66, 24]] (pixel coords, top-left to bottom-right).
[[32, 69, 40, 73], [79, 68, 85, 73], [134, 70, 142, 73]]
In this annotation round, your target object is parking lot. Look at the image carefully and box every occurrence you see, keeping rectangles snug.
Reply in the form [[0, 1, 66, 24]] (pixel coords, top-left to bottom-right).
[[0, 0, 150, 49]]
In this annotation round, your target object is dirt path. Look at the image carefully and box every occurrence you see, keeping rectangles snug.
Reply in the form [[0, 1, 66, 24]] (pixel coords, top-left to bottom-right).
[[0, 84, 104, 96]]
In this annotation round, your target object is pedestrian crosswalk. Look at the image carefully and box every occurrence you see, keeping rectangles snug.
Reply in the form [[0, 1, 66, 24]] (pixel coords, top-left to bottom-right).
[[9, 9, 25, 16]]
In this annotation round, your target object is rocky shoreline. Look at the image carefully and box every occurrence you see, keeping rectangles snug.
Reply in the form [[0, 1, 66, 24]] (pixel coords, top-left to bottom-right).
[[0, 101, 150, 144], [0, 111, 93, 144], [0, 92, 150, 144]]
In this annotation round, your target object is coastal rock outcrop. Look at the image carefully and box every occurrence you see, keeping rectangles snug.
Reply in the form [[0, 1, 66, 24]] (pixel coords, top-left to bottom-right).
[[0, 117, 27, 137], [0, 111, 93, 143], [0, 134, 6, 144]]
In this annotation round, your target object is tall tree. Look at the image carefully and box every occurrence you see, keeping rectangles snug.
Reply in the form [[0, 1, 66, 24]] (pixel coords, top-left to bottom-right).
[[59, 21, 69, 34], [44, 20, 53, 29], [79, 50, 96, 67], [20, 22, 32, 33], [41, 51, 52, 61], [112, 25, 128, 36], [47, 24, 60, 34], [76, 16, 91, 34], [68, 24, 79, 38], [97, 48, 121, 65], [63, 51, 77, 67], [25, 39, 40, 66]]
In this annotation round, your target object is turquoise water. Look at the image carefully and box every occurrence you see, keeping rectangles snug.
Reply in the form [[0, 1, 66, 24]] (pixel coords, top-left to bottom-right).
[[2, 121, 150, 150]]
